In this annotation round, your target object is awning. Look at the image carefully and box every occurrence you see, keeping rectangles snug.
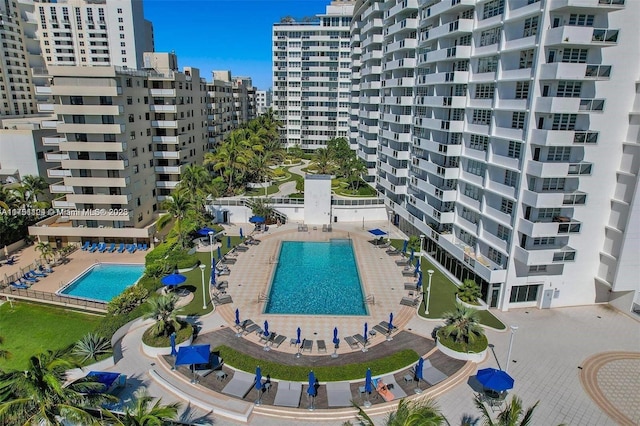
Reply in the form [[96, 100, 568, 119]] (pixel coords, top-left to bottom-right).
[[368, 228, 387, 236]]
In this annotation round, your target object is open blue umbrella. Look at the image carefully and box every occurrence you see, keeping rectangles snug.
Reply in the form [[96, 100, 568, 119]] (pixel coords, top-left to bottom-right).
[[365, 368, 372, 393], [161, 273, 186, 287], [402, 240, 408, 253], [308, 371, 317, 397], [263, 321, 269, 337], [388, 313, 394, 331], [332, 327, 339, 346], [175, 344, 211, 383], [197, 227, 216, 236], [409, 248, 414, 262], [240, 228, 244, 239], [235, 309, 240, 327], [170, 332, 177, 357], [476, 368, 514, 392], [217, 246, 222, 261], [249, 216, 265, 224], [255, 366, 262, 392], [296, 327, 301, 346], [227, 235, 231, 248]]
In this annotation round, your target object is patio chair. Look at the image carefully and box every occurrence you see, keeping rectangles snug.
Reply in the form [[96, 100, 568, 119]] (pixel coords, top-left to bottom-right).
[[10, 282, 29, 290], [373, 324, 388, 335], [344, 336, 360, 349], [402, 269, 415, 277], [88, 243, 98, 253], [301, 339, 313, 352], [221, 371, 255, 399], [381, 374, 407, 399], [243, 323, 261, 335], [326, 382, 352, 407], [381, 321, 397, 333], [81, 241, 91, 251], [235, 245, 249, 251], [271, 334, 287, 348], [117, 243, 126, 253], [221, 257, 237, 264], [213, 293, 233, 305], [400, 296, 419, 307], [317, 340, 327, 353], [141, 243, 148, 251], [353, 334, 368, 347], [273, 381, 302, 408], [395, 258, 410, 266], [404, 282, 418, 291], [107, 243, 116, 253], [259, 332, 275, 344], [420, 359, 448, 386]]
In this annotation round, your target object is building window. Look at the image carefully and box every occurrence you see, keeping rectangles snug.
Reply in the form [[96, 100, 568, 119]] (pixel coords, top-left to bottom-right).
[[507, 141, 521, 159], [464, 184, 480, 201], [504, 170, 518, 188], [568, 14, 594, 27], [528, 265, 547, 274], [562, 49, 588, 63], [472, 109, 492, 125], [488, 247, 503, 265], [461, 207, 479, 224], [551, 114, 577, 130], [523, 16, 539, 37], [475, 83, 495, 99], [482, 0, 504, 19], [479, 27, 501, 47], [500, 198, 514, 215], [466, 159, 486, 177], [547, 147, 571, 162], [557, 81, 581, 98], [509, 285, 539, 303], [519, 49, 534, 69], [515, 81, 529, 99], [469, 134, 488, 151], [533, 237, 556, 246], [497, 225, 510, 243], [542, 178, 565, 191], [477, 56, 498, 73], [538, 208, 561, 220], [511, 112, 526, 129]]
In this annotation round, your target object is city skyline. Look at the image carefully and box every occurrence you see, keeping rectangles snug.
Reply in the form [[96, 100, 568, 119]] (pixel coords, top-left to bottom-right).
[[145, 0, 331, 89]]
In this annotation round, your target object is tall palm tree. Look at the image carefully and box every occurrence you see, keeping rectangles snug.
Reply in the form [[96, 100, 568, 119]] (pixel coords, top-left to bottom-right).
[[313, 148, 334, 174], [439, 303, 485, 352], [21, 175, 49, 205], [101, 389, 180, 426], [35, 241, 55, 263], [176, 165, 213, 212], [0, 350, 113, 425], [204, 129, 253, 193], [347, 398, 449, 426], [346, 157, 367, 191], [474, 394, 539, 426], [156, 191, 194, 249], [144, 294, 180, 337]]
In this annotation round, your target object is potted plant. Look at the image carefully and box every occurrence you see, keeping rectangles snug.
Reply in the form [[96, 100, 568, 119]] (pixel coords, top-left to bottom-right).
[[436, 303, 488, 362], [456, 279, 482, 307]]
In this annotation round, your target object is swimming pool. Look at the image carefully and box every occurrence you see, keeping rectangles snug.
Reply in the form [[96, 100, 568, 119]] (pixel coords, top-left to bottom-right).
[[264, 240, 367, 315], [58, 263, 145, 302]]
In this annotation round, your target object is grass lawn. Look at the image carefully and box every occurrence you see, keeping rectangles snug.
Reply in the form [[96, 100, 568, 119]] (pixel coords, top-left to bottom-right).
[[390, 240, 505, 330], [175, 235, 244, 316], [0, 302, 103, 371]]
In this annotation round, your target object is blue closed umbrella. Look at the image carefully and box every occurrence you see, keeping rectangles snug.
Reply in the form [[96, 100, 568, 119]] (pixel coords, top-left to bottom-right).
[[296, 327, 301, 346], [240, 228, 244, 239], [161, 273, 186, 287], [210, 269, 216, 286], [227, 236, 231, 248], [402, 240, 408, 253], [388, 313, 394, 331], [409, 248, 414, 262], [416, 358, 424, 382], [364, 323, 368, 340], [365, 368, 372, 393], [416, 273, 423, 291], [235, 309, 240, 327], [255, 366, 262, 392], [170, 332, 177, 357], [217, 246, 222, 261], [332, 327, 339, 346], [308, 371, 317, 397], [263, 321, 269, 337], [415, 259, 421, 274], [211, 256, 216, 268], [476, 368, 514, 392]]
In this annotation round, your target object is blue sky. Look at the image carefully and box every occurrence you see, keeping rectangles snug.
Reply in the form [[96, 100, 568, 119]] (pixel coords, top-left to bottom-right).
[[144, 0, 330, 90]]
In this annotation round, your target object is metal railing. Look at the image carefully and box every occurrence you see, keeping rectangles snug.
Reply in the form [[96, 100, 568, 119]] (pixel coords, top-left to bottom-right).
[[0, 287, 107, 311]]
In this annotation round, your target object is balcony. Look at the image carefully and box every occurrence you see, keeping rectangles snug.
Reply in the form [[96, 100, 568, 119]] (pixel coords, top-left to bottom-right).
[[42, 136, 67, 146], [57, 123, 125, 134], [150, 104, 177, 113], [535, 97, 603, 114], [64, 176, 129, 187], [522, 190, 587, 207], [59, 141, 125, 152], [154, 165, 183, 174], [549, 0, 625, 12], [51, 85, 122, 97], [153, 151, 180, 159], [437, 233, 507, 283], [155, 181, 180, 189], [149, 88, 176, 97], [545, 26, 619, 47], [44, 152, 70, 162], [539, 62, 612, 80], [152, 135, 182, 144], [531, 129, 598, 146], [519, 218, 582, 238], [55, 104, 122, 115], [151, 120, 178, 128], [513, 245, 576, 265], [61, 159, 127, 170], [51, 197, 76, 209], [47, 168, 72, 178], [67, 193, 131, 204], [49, 183, 74, 194]]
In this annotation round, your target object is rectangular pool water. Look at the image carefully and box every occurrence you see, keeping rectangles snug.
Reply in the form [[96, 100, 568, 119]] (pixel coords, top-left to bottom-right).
[[58, 263, 145, 303], [264, 240, 367, 315]]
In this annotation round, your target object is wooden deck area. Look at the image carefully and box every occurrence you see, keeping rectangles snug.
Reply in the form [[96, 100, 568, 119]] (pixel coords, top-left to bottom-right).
[[165, 327, 467, 410]]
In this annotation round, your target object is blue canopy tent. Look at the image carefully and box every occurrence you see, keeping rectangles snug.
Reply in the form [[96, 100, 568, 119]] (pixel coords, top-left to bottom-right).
[[249, 216, 265, 224], [197, 227, 216, 236], [175, 344, 211, 383], [476, 368, 514, 392], [161, 273, 186, 290], [85, 371, 122, 394], [368, 228, 387, 236], [364, 368, 373, 407]]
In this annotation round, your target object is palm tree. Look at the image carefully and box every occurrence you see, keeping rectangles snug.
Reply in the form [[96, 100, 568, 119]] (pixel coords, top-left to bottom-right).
[[346, 157, 367, 191], [439, 303, 485, 352], [0, 350, 113, 425], [474, 394, 539, 426], [21, 175, 49, 206], [176, 165, 213, 212], [204, 129, 253, 193], [144, 294, 180, 337], [347, 398, 449, 426], [35, 241, 55, 263], [72, 333, 112, 363], [156, 191, 194, 249], [313, 148, 334, 174], [101, 389, 180, 426]]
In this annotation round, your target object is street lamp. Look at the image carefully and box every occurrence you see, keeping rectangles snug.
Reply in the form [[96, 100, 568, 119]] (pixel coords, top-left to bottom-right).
[[505, 325, 518, 373], [387, 210, 392, 240], [199, 264, 207, 310], [208, 231, 214, 267], [424, 269, 434, 315], [419, 234, 425, 256]]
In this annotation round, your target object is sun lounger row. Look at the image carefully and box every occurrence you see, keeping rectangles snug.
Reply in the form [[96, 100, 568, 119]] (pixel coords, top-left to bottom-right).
[[81, 242, 147, 253]]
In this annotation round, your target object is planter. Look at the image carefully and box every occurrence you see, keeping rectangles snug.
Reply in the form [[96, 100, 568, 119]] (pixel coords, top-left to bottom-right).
[[455, 295, 489, 311], [436, 339, 487, 363], [141, 324, 193, 358]]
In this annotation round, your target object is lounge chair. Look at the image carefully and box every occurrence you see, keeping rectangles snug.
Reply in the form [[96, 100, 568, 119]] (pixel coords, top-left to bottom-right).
[[88, 243, 98, 253], [141, 243, 148, 251], [402, 269, 415, 277], [98, 243, 107, 253], [395, 258, 410, 266], [235, 245, 249, 251], [326, 382, 352, 407], [117, 243, 126, 253], [10, 282, 29, 290], [373, 324, 388, 335], [420, 359, 448, 386], [259, 332, 275, 344], [378, 241, 391, 249], [386, 247, 400, 256], [373, 378, 395, 402], [39, 265, 53, 274], [194, 354, 223, 378], [127, 244, 136, 253], [317, 340, 327, 353], [400, 296, 419, 307], [381, 321, 397, 333], [221, 371, 255, 399], [29, 269, 47, 278], [215, 280, 228, 290], [213, 293, 233, 305], [271, 334, 287, 348], [344, 336, 360, 349], [107, 243, 116, 253], [404, 282, 418, 291], [5, 256, 16, 265], [273, 381, 302, 407], [22, 275, 38, 283], [353, 334, 367, 347], [137, 243, 144, 251], [301, 339, 313, 352], [81, 241, 91, 251], [243, 323, 261, 335], [217, 268, 230, 276], [221, 257, 236, 264]]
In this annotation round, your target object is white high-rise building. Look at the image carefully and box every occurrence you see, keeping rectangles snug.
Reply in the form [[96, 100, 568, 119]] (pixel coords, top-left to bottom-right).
[[256, 89, 270, 115], [273, 1, 355, 150], [351, 0, 639, 316], [32, 0, 153, 69]]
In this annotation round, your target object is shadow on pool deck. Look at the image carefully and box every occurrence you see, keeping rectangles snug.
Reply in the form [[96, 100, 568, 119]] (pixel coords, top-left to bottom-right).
[[165, 327, 467, 410]]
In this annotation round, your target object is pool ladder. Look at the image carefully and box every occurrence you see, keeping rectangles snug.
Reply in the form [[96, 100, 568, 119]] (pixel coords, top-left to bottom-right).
[[258, 291, 269, 302], [365, 294, 375, 305]]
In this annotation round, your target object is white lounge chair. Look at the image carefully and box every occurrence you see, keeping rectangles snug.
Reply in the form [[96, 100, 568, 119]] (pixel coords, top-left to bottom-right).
[[273, 381, 302, 407]]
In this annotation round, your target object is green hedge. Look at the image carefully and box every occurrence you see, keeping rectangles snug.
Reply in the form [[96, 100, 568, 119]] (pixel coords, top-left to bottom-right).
[[94, 303, 151, 340], [142, 322, 193, 347], [436, 330, 488, 353], [215, 346, 419, 381]]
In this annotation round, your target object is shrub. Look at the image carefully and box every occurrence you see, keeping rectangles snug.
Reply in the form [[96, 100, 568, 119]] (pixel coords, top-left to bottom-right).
[[107, 284, 150, 315], [273, 168, 285, 177], [137, 275, 160, 293], [72, 333, 112, 362], [165, 250, 199, 270], [295, 176, 304, 192], [457, 279, 482, 304], [142, 321, 192, 347], [94, 303, 150, 340], [437, 330, 488, 353]]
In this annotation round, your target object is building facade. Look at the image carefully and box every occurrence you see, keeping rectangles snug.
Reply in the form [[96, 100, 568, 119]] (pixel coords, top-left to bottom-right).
[[351, 0, 639, 315], [273, 1, 355, 150]]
